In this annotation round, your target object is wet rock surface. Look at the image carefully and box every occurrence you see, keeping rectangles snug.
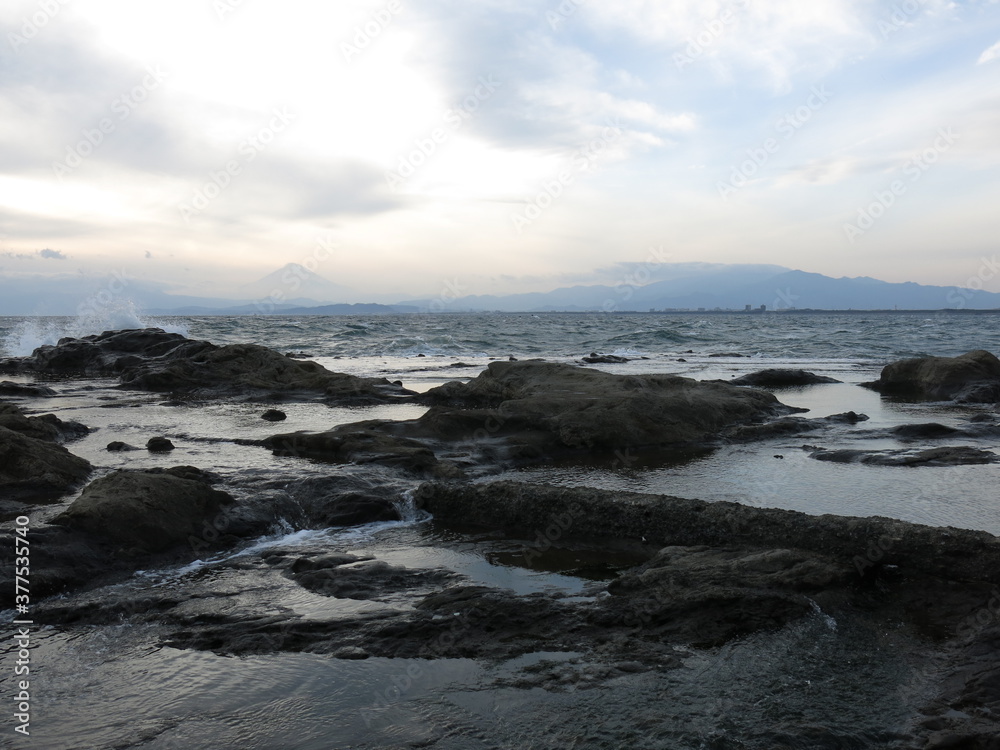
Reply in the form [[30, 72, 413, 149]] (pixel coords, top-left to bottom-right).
[[262, 426, 444, 475], [8, 330, 1000, 747], [863, 349, 1000, 403], [0, 401, 89, 442], [25, 477, 1000, 746], [53, 466, 234, 555], [282, 552, 458, 600], [0, 327, 413, 403], [275, 360, 803, 471], [146, 436, 175, 452], [0, 425, 92, 502]]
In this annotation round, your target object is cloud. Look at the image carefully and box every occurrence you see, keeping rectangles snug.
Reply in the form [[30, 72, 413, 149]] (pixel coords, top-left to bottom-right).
[[407, 1, 695, 156], [1, 248, 67, 260], [978, 40, 1000, 64]]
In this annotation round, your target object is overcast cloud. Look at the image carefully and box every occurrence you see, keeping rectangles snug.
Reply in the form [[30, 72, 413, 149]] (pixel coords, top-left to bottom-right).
[[1, 0, 998, 301]]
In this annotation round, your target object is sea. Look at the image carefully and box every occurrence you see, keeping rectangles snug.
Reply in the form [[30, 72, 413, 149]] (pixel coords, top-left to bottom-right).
[[1, 310, 999, 749]]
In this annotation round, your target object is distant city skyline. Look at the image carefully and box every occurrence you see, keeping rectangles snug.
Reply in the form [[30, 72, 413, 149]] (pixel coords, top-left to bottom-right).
[[1, 0, 999, 301]]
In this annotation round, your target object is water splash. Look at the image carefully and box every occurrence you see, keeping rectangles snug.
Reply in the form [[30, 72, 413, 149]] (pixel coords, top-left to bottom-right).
[[1, 300, 188, 356], [393, 488, 432, 523]]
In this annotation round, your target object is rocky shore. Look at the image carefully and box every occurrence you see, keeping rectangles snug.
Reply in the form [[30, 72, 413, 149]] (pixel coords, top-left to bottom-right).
[[3, 330, 1000, 748]]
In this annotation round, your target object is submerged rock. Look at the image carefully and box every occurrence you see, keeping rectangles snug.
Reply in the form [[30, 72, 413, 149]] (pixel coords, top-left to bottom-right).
[[809, 445, 998, 467], [892, 422, 966, 440], [862, 349, 1000, 402], [53, 466, 234, 554], [0, 328, 412, 404], [0, 425, 92, 501], [730, 369, 842, 387], [824, 411, 869, 424], [581, 353, 629, 364], [0, 380, 56, 397], [725, 416, 825, 442], [261, 409, 287, 422]]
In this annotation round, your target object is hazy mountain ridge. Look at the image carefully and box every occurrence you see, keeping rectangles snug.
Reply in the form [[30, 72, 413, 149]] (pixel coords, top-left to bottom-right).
[[1, 263, 998, 315]]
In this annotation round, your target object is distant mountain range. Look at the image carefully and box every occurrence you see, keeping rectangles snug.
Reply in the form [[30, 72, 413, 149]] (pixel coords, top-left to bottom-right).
[[403, 265, 1000, 312], [0, 262, 997, 316]]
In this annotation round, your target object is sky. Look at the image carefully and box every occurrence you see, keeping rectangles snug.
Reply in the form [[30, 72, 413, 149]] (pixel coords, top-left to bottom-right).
[[1, 0, 999, 304]]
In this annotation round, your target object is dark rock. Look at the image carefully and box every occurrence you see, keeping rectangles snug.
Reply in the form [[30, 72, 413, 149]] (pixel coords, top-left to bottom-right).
[[582, 353, 629, 364], [709, 352, 744, 357], [809, 446, 998, 467], [120, 341, 411, 402], [1, 328, 412, 404], [892, 423, 965, 440], [300, 489, 401, 527], [862, 350, 1000, 402], [730, 369, 842, 387], [263, 427, 442, 475], [416, 480, 1000, 589], [146, 436, 175, 452], [413, 360, 797, 458], [0, 526, 124, 602], [286, 554, 455, 599], [53, 466, 234, 554], [0, 380, 56, 397], [676, 358, 687, 362], [0, 425, 92, 500], [106, 441, 138, 452], [218, 474, 412, 537], [591, 545, 854, 647], [261, 409, 287, 422], [824, 411, 869, 424], [0, 402, 89, 442]]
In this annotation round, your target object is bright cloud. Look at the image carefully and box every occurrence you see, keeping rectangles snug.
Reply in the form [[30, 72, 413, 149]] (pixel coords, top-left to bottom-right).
[[0, 0, 999, 299]]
